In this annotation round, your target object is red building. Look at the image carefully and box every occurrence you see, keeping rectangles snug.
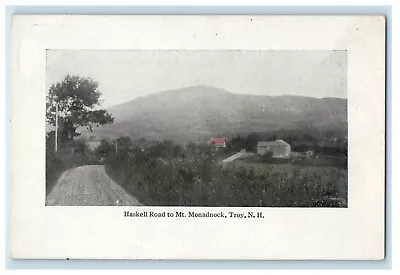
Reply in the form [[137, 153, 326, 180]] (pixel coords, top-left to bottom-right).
[[211, 137, 227, 148]]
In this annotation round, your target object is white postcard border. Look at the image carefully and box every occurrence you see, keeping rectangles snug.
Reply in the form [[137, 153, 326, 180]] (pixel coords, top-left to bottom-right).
[[10, 15, 385, 260]]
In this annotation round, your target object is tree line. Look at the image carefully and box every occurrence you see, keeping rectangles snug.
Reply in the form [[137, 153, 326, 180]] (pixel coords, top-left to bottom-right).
[[226, 130, 348, 156]]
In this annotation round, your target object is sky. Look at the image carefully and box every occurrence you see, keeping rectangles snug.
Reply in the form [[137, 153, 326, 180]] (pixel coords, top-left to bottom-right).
[[47, 50, 347, 108]]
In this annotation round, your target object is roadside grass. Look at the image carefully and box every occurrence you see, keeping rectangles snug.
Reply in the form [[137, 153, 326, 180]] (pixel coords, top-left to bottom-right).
[[226, 160, 348, 206], [46, 150, 66, 195], [46, 140, 99, 194]]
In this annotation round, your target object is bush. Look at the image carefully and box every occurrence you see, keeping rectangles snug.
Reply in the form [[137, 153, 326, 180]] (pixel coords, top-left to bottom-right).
[[46, 150, 65, 193], [104, 140, 348, 207], [260, 151, 274, 162], [46, 135, 99, 193], [95, 139, 115, 159]]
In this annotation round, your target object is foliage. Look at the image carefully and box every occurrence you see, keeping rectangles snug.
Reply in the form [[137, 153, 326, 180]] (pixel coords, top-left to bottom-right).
[[261, 151, 274, 162], [45, 134, 97, 194], [244, 133, 260, 152], [95, 139, 115, 158], [46, 149, 65, 194], [104, 139, 348, 207], [227, 133, 260, 152], [227, 129, 347, 157], [116, 136, 132, 152], [46, 75, 114, 143]]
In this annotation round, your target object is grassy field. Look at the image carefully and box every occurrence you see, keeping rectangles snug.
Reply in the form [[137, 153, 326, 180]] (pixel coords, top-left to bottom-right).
[[226, 159, 347, 207], [104, 143, 348, 207]]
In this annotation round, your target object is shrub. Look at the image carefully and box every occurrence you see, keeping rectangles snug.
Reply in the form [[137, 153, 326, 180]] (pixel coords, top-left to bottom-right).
[[46, 136, 99, 194], [260, 151, 274, 162], [104, 140, 348, 207], [45, 150, 65, 193]]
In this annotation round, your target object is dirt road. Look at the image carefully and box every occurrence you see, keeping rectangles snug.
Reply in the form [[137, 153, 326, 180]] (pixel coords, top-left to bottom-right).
[[222, 151, 257, 163], [46, 165, 141, 206]]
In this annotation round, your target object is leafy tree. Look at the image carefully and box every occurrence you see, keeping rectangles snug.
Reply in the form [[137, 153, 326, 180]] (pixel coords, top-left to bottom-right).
[[74, 138, 89, 154], [96, 139, 115, 158], [46, 75, 114, 143], [244, 133, 260, 152], [228, 136, 246, 152], [149, 140, 175, 158]]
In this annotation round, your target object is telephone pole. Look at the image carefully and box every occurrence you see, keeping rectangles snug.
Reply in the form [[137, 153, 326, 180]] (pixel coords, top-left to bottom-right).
[[55, 102, 58, 152]]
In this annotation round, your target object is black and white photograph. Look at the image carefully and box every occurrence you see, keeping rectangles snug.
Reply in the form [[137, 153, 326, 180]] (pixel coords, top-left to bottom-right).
[[11, 14, 385, 261], [45, 50, 348, 207]]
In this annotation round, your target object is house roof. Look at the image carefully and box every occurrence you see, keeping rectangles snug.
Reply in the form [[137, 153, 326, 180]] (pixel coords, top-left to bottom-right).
[[257, 139, 290, 147], [212, 137, 227, 144]]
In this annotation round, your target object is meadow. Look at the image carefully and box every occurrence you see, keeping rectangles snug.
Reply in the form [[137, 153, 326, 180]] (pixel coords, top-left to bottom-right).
[[103, 140, 348, 207]]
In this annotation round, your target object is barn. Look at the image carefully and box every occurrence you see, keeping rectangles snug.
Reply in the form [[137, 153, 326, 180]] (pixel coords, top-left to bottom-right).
[[211, 137, 227, 148], [257, 139, 291, 158]]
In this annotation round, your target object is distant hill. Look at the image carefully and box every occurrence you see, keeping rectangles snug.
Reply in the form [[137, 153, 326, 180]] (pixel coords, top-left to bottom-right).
[[81, 85, 347, 144]]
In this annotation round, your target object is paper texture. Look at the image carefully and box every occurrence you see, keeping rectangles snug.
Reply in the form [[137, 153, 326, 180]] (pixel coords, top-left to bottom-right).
[[10, 15, 385, 260]]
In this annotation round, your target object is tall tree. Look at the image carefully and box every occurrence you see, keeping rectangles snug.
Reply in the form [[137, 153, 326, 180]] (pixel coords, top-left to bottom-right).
[[245, 133, 260, 152], [46, 75, 114, 143]]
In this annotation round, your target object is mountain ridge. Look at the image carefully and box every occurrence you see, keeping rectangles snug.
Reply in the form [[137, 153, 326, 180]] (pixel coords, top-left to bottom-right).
[[82, 85, 347, 143]]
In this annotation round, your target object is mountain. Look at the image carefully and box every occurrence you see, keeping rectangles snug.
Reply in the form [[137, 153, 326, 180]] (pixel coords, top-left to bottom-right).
[[82, 85, 347, 144]]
